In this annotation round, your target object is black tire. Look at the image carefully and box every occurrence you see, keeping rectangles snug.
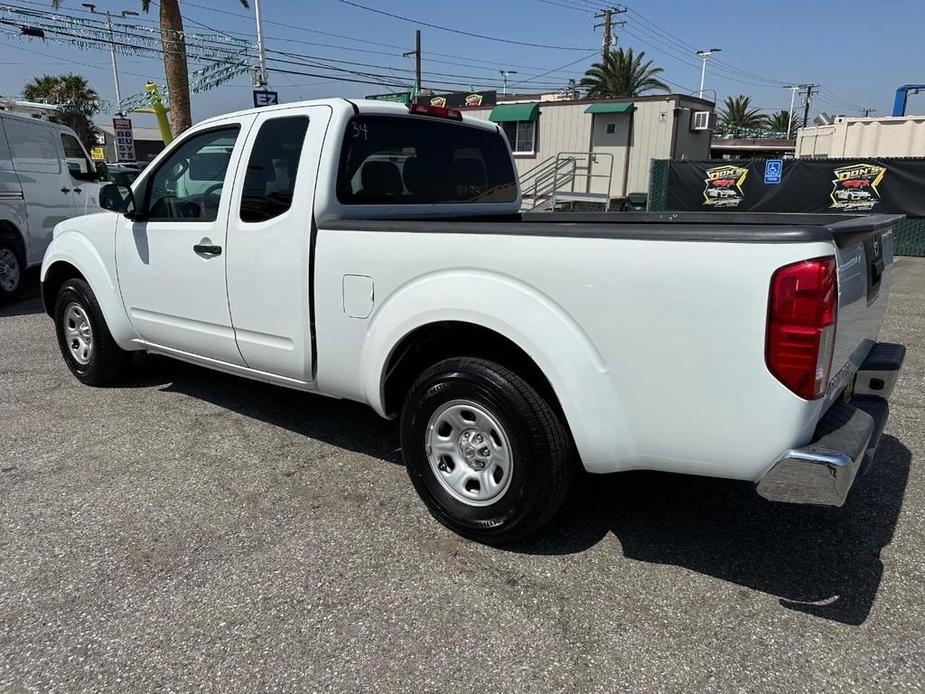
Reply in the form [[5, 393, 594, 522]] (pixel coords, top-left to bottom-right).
[[54, 278, 132, 386], [401, 357, 573, 545], [0, 238, 24, 300]]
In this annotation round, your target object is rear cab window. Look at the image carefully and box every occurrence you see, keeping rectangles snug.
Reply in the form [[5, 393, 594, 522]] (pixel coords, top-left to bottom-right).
[[336, 115, 517, 205]]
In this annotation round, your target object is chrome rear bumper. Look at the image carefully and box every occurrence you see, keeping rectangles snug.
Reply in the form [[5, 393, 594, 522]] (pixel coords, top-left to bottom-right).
[[757, 342, 903, 507]]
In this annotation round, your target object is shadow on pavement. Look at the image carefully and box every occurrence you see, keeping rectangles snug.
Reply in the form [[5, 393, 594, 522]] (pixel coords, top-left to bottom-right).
[[123, 356, 910, 626], [0, 269, 44, 317], [128, 354, 402, 464], [513, 434, 911, 626]]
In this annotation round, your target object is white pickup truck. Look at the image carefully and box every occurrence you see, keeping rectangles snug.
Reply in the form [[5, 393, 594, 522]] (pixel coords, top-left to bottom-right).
[[41, 99, 906, 544]]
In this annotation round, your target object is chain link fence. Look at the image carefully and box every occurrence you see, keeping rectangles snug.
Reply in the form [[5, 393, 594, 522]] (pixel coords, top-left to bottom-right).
[[647, 159, 925, 257]]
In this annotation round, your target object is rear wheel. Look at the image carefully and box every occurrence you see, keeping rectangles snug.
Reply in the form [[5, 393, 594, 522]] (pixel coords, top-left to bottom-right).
[[54, 278, 132, 386], [400, 357, 572, 545], [0, 239, 24, 300]]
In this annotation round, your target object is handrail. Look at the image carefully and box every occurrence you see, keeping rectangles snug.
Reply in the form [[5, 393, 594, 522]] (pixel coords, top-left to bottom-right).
[[518, 151, 615, 211]]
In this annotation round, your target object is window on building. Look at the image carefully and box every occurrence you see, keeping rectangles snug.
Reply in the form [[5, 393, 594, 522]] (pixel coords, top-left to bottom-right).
[[500, 121, 536, 155], [240, 116, 309, 223]]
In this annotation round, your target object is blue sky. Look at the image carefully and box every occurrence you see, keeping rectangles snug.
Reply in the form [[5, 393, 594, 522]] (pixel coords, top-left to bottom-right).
[[2, 0, 924, 129]]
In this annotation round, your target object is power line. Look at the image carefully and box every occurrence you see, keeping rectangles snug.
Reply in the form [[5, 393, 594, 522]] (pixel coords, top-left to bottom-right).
[[337, 0, 597, 51], [510, 51, 598, 87]]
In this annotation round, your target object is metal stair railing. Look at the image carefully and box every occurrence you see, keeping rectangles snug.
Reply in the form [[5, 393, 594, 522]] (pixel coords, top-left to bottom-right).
[[518, 155, 578, 210]]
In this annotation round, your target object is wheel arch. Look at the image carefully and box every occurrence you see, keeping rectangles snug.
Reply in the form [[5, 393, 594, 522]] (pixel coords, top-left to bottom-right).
[[381, 321, 564, 421], [41, 260, 86, 317], [41, 232, 138, 347], [360, 270, 633, 473], [0, 219, 26, 256]]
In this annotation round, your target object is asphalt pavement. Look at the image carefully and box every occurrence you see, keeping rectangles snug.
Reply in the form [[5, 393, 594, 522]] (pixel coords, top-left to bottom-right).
[[1, 260, 924, 693]]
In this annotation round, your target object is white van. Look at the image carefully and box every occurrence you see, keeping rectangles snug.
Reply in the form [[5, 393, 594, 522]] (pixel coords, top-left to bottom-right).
[[0, 112, 104, 298]]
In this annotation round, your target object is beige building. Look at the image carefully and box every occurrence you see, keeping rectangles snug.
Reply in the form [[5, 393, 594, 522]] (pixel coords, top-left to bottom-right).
[[796, 115, 925, 158], [463, 93, 714, 209]]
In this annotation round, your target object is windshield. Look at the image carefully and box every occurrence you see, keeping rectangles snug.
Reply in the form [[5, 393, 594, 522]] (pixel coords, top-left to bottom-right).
[[336, 115, 517, 205]]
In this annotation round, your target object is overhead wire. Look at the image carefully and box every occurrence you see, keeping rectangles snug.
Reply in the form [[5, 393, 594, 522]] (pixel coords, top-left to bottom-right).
[[337, 0, 598, 51]]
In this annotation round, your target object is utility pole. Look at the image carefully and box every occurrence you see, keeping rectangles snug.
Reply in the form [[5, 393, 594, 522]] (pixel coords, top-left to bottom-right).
[[499, 70, 518, 96], [253, 0, 269, 88], [861, 107, 876, 117], [402, 29, 422, 98], [801, 83, 819, 128], [696, 48, 722, 100], [594, 6, 627, 61], [82, 4, 138, 115]]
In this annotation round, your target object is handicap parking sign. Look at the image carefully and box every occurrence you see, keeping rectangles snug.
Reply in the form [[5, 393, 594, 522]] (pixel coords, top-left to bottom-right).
[[764, 159, 783, 185]]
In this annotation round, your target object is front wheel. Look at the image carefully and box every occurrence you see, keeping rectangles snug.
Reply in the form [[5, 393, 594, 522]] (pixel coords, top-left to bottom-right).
[[400, 357, 573, 545], [54, 278, 132, 386]]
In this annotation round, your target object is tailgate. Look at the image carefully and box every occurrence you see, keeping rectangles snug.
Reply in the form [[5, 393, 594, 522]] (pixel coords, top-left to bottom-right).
[[826, 215, 901, 401]]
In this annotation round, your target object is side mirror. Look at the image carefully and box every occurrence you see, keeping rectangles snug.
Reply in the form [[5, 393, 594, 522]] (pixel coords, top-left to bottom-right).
[[95, 161, 109, 181], [99, 182, 139, 217]]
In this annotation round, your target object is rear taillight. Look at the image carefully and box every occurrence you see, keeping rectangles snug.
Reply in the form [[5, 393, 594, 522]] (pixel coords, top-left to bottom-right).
[[407, 103, 463, 120], [766, 257, 838, 400]]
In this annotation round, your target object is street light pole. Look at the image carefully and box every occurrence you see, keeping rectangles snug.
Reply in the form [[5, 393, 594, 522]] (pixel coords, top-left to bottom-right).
[[500, 70, 517, 96], [83, 4, 138, 115], [253, 0, 269, 88], [784, 85, 799, 139], [696, 48, 721, 99]]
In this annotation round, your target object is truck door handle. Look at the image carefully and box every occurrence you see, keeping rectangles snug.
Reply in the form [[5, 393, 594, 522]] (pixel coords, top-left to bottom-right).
[[73, 188, 82, 193], [193, 244, 222, 257], [60, 188, 71, 193]]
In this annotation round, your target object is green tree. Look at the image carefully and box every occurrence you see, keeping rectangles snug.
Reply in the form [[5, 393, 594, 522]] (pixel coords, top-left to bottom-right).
[[766, 109, 793, 137], [53, 0, 249, 137], [23, 73, 100, 147], [580, 47, 669, 98], [718, 95, 767, 137]]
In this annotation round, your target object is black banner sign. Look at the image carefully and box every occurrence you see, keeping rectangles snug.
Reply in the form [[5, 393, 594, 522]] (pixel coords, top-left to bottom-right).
[[416, 90, 497, 108], [665, 159, 925, 216]]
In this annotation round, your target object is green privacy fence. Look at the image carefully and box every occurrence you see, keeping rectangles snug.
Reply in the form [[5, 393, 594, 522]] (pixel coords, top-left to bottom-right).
[[648, 159, 925, 257]]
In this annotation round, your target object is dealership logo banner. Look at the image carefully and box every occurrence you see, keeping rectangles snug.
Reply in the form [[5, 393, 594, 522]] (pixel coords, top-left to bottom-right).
[[665, 158, 925, 216], [416, 90, 497, 108], [830, 163, 886, 211], [702, 165, 748, 207]]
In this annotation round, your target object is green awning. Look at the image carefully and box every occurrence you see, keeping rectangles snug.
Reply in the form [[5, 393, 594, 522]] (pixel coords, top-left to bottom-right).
[[584, 102, 634, 114], [488, 103, 540, 123]]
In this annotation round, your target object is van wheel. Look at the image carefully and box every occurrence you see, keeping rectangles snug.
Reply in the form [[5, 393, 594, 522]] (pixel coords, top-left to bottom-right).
[[54, 278, 132, 386], [0, 239, 24, 300], [400, 357, 572, 545]]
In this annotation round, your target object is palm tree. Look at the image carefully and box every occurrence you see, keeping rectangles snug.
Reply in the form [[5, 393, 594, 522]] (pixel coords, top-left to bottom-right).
[[580, 47, 669, 98], [766, 110, 793, 138], [23, 73, 100, 147], [718, 95, 767, 137], [53, 0, 249, 137]]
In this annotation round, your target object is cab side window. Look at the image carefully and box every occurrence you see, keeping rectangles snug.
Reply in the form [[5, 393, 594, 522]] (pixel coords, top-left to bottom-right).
[[240, 116, 309, 223], [60, 133, 95, 180], [146, 126, 239, 222]]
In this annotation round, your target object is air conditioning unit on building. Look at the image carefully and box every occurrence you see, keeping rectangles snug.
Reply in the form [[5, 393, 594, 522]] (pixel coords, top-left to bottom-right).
[[690, 110, 715, 131]]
